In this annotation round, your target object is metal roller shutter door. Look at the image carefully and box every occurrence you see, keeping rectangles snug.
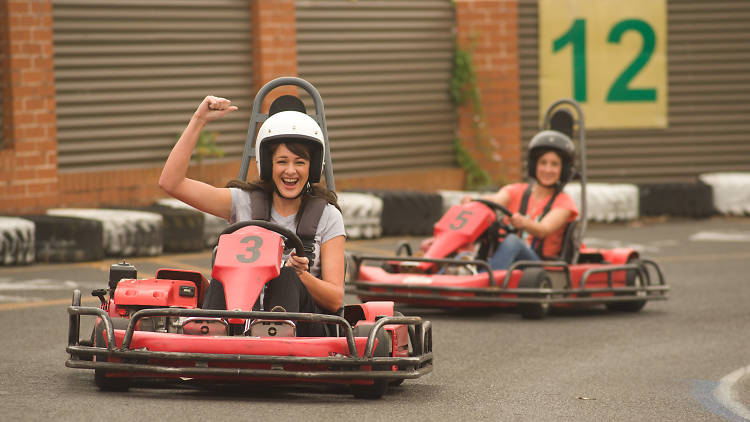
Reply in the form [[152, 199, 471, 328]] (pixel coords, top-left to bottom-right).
[[519, 0, 750, 183], [296, 0, 457, 177], [0, 47, 4, 148], [52, 0, 254, 172]]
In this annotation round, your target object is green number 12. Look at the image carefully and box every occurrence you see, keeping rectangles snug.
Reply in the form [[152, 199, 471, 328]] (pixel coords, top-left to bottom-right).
[[552, 18, 657, 103]]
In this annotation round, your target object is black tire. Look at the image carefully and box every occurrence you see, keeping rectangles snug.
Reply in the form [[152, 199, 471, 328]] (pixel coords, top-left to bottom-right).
[[606, 258, 647, 312], [359, 190, 442, 236], [0, 217, 35, 265], [141, 205, 204, 252], [351, 324, 390, 399], [517, 268, 552, 319], [93, 318, 130, 391], [24, 215, 104, 263], [388, 311, 415, 387]]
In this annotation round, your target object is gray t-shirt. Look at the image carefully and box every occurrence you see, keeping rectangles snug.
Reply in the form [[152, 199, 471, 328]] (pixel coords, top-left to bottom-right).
[[229, 188, 346, 277]]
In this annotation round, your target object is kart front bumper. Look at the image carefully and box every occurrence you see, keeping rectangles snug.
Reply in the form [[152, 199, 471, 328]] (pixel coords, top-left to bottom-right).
[[66, 293, 433, 383]]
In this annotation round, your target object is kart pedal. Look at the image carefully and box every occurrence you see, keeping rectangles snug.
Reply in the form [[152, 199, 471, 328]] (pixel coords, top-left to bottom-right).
[[245, 306, 296, 337], [181, 317, 229, 336]]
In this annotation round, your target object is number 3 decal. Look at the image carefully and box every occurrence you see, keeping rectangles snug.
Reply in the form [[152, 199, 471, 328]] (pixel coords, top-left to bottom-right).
[[236, 235, 263, 263]]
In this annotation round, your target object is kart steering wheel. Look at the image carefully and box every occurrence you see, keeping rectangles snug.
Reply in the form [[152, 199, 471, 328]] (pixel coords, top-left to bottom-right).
[[219, 220, 305, 256], [472, 199, 517, 234]]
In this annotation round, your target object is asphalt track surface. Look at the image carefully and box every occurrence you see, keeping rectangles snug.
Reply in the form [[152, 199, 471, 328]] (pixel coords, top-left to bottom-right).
[[1, 216, 749, 421]]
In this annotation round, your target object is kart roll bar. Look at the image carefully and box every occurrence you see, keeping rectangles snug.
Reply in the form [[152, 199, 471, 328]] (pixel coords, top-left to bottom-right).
[[542, 99, 586, 264], [238, 76, 335, 191]]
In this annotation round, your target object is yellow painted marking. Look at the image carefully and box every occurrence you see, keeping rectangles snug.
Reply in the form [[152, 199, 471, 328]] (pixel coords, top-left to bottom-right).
[[0, 296, 98, 311]]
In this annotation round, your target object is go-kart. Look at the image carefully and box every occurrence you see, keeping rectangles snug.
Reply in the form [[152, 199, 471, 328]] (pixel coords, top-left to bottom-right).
[[347, 99, 669, 319], [65, 77, 432, 399]]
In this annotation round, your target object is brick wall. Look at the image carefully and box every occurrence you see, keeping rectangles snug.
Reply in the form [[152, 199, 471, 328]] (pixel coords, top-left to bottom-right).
[[454, 0, 522, 186], [0, 0, 59, 214], [57, 161, 243, 209], [251, 0, 299, 107]]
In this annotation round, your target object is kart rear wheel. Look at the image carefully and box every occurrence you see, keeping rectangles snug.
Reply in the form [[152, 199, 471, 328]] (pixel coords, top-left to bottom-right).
[[351, 324, 390, 399], [93, 318, 130, 392], [606, 258, 647, 312], [517, 268, 552, 320]]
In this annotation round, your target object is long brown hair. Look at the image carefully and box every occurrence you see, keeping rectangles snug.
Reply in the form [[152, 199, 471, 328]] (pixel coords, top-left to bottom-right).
[[225, 141, 340, 222]]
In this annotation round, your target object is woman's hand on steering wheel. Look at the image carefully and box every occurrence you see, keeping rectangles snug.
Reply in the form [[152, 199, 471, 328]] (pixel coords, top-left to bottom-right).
[[471, 198, 518, 234], [286, 251, 309, 275]]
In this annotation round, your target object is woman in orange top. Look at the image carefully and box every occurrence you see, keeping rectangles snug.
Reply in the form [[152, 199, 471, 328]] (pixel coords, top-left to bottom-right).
[[466, 130, 579, 269]]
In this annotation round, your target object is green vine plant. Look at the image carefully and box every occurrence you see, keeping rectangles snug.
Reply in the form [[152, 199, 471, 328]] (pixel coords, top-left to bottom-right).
[[175, 130, 224, 180], [193, 130, 224, 165], [454, 137, 491, 188], [450, 43, 494, 190]]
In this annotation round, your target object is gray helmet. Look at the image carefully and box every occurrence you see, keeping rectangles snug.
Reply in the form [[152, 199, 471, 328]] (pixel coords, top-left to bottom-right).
[[527, 130, 576, 186]]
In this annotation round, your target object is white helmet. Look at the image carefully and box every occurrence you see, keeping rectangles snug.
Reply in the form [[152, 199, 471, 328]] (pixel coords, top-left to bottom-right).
[[255, 110, 326, 183]]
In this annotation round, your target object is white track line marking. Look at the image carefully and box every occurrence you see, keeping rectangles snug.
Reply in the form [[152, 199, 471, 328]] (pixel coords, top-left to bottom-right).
[[714, 366, 750, 421], [690, 231, 750, 242]]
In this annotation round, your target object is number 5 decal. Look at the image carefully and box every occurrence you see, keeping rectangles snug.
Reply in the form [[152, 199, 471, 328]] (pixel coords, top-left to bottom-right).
[[236, 235, 263, 263], [450, 210, 473, 230]]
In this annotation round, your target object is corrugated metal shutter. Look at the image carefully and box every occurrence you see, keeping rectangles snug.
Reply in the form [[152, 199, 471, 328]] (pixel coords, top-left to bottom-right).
[[0, 45, 4, 149], [52, 0, 254, 172], [295, 0, 457, 177], [519, 0, 750, 183]]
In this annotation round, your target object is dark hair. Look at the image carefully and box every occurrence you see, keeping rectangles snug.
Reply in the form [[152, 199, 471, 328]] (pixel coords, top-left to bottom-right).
[[225, 141, 340, 222]]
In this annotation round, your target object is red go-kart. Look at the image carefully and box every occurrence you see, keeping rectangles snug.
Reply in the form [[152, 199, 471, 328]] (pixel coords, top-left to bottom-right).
[[347, 100, 669, 319], [65, 77, 432, 399]]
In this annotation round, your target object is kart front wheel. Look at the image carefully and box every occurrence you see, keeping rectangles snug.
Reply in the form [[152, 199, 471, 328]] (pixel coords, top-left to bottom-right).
[[387, 311, 416, 387], [351, 324, 390, 399], [93, 318, 130, 392], [606, 258, 647, 313], [517, 268, 552, 319]]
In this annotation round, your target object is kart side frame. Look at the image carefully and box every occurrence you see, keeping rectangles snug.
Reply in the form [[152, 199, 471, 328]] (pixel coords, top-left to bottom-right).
[[347, 254, 669, 306]]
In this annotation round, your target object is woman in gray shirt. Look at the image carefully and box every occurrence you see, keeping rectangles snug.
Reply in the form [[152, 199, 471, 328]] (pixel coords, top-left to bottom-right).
[[158, 95, 345, 336]]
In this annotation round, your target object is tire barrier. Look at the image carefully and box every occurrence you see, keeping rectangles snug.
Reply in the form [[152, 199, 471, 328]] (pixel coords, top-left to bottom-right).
[[1, 177, 741, 266], [438, 190, 482, 214], [23, 215, 104, 263], [338, 192, 383, 239], [46, 209, 163, 257], [637, 181, 715, 218], [155, 198, 229, 248], [356, 190, 443, 236], [699, 172, 750, 216], [0, 217, 35, 265], [564, 183, 640, 222], [134, 205, 204, 252]]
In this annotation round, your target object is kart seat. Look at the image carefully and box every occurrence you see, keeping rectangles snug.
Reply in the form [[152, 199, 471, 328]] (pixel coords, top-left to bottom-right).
[[556, 219, 579, 264]]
